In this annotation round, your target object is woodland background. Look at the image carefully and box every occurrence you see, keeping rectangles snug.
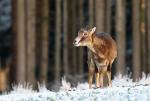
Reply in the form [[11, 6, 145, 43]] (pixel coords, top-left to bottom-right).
[[0, 0, 150, 89]]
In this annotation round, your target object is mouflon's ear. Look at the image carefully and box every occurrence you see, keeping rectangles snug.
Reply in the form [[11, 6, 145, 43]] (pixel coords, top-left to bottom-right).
[[90, 27, 96, 34]]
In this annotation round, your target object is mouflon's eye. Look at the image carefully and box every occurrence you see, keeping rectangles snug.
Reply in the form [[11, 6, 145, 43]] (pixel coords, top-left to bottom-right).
[[83, 33, 88, 36]]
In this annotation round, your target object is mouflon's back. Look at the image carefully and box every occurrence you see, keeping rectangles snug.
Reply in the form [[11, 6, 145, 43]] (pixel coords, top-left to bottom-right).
[[92, 32, 117, 61]]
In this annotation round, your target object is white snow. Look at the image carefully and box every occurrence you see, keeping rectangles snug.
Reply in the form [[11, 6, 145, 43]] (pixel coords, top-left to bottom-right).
[[0, 75, 150, 101]]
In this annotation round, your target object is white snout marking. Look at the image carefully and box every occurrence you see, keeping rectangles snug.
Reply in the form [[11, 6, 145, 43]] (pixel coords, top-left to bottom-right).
[[74, 37, 81, 46]]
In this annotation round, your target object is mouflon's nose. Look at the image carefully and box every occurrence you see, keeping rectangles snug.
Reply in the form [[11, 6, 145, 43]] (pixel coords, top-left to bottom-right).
[[73, 40, 77, 45]]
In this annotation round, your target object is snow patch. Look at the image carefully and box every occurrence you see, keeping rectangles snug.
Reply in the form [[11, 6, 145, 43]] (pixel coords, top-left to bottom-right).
[[60, 77, 71, 91], [10, 83, 35, 94], [0, 75, 150, 101]]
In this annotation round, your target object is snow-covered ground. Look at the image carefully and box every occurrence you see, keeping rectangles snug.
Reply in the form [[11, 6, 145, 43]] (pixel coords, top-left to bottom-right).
[[0, 74, 150, 101]]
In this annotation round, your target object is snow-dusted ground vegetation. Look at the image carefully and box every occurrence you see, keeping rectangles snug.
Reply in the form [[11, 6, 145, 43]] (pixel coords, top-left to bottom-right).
[[0, 74, 150, 101]]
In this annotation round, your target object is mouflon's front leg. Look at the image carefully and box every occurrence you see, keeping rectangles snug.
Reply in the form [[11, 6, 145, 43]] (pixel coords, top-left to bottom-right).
[[99, 73, 103, 88], [88, 50, 95, 89], [95, 72, 100, 88]]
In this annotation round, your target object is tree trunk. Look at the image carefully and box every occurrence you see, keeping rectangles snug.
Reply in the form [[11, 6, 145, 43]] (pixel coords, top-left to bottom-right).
[[146, 0, 150, 73], [116, 0, 126, 75], [55, 0, 61, 83], [39, 0, 49, 83], [9, 0, 17, 83], [63, 0, 69, 77], [140, 0, 147, 74], [95, 0, 105, 32], [105, 0, 111, 33], [35, 0, 42, 82], [89, 0, 94, 27], [132, 0, 141, 80], [67, 0, 72, 76], [67, 0, 75, 76], [72, 0, 77, 75], [26, 0, 36, 84], [78, 0, 84, 75], [11, 0, 17, 83], [16, 0, 26, 84]]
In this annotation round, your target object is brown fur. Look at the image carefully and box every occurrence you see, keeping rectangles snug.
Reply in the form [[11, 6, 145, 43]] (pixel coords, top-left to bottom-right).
[[88, 33, 117, 88], [0, 68, 9, 92], [74, 27, 117, 88], [92, 33, 117, 64]]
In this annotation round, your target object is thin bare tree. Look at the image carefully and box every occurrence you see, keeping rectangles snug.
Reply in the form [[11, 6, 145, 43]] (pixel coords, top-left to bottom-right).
[[72, 0, 77, 75], [95, 0, 105, 32], [39, 0, 49, 83], [67, 0, 76, 76], [63, 0, 69, 77], [132, 0, 141, 80], [11, 0, 17, 83], [15, 0, 26, 84], [105, 0, 111, 33], [26, 0, 36, 85], [89, 0, 94, 27], [35, 0, 42, 82], [140, 0, 147, 74], [78, 0, 84, 75], [67, 0, 72, 76], [146, 0, 150, 73], [116, 0, 126, 75], [55, 0, 61, 83]]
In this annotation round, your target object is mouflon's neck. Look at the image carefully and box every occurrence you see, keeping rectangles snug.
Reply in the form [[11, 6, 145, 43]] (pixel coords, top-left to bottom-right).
[[87, 34, 101, 53]]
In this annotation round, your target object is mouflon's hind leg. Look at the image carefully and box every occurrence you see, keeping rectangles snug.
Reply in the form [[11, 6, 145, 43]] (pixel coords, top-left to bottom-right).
[[99, 73, 103, 88], [107, 71, 112, 87], [95, 72, 100, 88], [88, 50, 95, 89], [107, 63, 112, 87]]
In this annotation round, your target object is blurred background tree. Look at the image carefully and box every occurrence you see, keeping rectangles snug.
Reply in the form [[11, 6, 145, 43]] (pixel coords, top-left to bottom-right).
[[0, 0, 150, 90]]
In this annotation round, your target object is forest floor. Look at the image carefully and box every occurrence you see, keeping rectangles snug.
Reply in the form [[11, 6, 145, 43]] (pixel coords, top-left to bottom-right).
[[0, 74, 150, 101]]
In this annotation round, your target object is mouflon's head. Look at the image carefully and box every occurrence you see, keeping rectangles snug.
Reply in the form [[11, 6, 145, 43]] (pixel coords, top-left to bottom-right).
[[73, 27, 96, 47]]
